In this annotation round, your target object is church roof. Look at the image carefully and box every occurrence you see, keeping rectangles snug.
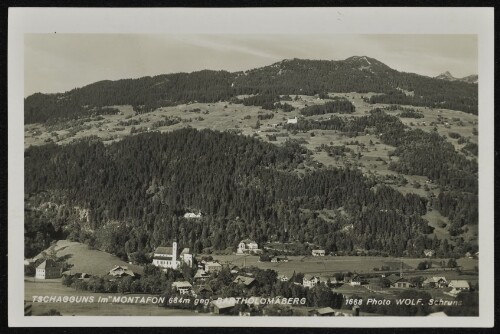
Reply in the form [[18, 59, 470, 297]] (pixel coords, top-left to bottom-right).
[[154, 246, 173, 255]]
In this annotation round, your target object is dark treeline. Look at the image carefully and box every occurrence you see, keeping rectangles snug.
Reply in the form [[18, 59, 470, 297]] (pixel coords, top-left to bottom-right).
[[25, 58, 477, 124], [300, 100, 355, 116], [236, 94, 295, 112], [25, 128, 451, 259]]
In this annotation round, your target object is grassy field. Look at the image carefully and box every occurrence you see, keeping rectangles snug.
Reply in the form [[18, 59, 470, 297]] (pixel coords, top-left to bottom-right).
[[206, 254, 478, 277], [36, 240, 144, 276]]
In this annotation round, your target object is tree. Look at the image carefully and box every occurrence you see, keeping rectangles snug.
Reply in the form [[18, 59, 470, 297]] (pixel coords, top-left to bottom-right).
[[447, 258, 458, 268]]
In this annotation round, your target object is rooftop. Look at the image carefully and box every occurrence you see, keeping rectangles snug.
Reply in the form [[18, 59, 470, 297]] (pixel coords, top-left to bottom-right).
[[36, 259, 61, 269]]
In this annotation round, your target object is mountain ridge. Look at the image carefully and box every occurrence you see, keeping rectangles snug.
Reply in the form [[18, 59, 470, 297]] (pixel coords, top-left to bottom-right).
[[435, 71, 478, 84], [24, 56, 479, 124]]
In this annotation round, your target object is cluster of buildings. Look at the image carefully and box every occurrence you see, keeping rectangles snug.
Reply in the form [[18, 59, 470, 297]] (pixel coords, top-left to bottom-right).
[[237, 239, 262, 255], [421, 276, 471, 295]]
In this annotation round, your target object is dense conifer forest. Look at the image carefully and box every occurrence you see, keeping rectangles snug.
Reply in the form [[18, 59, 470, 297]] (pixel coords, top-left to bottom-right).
[[25, 120, 476, 259]]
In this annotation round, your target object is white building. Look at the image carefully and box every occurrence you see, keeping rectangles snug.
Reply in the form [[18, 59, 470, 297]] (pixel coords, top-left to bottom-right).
[[152, 241, 193, 270], [303, 275, 320, 288], [237, 239, 262, 255], [183, 212, 202, 219], [172, 281, 193, 295], [287, 117, 298, 124], [312, 249, 326, 256], [277, 275, 289, 282], [448, 280, 470, 291]]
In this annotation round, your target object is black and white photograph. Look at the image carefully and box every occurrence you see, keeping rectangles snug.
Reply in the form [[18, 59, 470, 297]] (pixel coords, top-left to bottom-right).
[[8, 7, 494, 328]]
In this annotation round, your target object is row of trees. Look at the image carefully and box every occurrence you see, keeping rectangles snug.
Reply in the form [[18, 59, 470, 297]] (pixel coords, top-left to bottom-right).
[[300, 99, 355, 116]]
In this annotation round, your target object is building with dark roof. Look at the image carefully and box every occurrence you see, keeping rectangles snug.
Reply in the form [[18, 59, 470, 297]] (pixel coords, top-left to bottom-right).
[[35, 259, 62, 279]]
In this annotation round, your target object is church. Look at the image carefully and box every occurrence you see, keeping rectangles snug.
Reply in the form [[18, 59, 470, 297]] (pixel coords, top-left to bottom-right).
[[152, 241, 193, 270]]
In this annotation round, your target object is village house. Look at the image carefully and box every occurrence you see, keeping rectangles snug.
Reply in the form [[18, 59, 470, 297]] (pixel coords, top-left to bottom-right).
[[192, 285, 213, 299], [391, 278, 413, 289], [205, 261, 222, 273], [193, 269, 210, 283], [152, 241, 193, 270], [343, 275, 353, 284], [211, 299, 236, 315], [233, 275, 256, 288], [108, 265, 136, 278], [448, 280, 470, 292], [424, 249, 436, 257], [35, 259, 62, 280], [72, 272, 93, 281], [237, 239, 262, 255], [422, 277, 448, 289], [312, 249, 326, 257], [309, 307, 336, 317], [172, 281, 193, 295], [303, 275, 321, 288], [385, 274, 412, 288], [287, 117, 298, 124], [277, 275, 289, 282], [183, 212, 202, 219], [350, 275, 363, 286]]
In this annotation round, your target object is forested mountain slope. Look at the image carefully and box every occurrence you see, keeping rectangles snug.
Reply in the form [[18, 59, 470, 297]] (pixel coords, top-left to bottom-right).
[[25, 56, 478, 124]]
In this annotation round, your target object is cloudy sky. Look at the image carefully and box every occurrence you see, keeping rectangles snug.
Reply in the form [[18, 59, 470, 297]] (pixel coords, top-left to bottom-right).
[[24, 34, 477, 97]]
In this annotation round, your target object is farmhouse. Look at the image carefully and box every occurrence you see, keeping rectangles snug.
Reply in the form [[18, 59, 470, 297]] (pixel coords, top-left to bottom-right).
[[193, 269, 210, 282], [422, 277, 448, 289], [233, 275, 256, 287], [312, 249, 325, 257], [211, 299, 236, 315], [303, 275, 321, 288], [277, 275, 289, 282], [424, 249, 436, 257], [350, 275, 363, 286], [35, 259, 62, 280], [287, 117, 298, 124], [448, 280, 470, 291], [237, 239, 262, 255], [172, 281, 193, 295], [192, 285, 212, 298], [391, 278, 413, 289], [183, 212, 202, 219], [385, 274, 413, 288], [72, 272, 93, 280], [309, 307, 336, 317], [108, 265, 136, 278], [205, 261, 222, 273], [152, 241, 193, 270]]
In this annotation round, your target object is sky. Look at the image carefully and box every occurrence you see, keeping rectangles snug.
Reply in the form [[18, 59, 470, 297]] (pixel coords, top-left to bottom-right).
[[24, 34, 478, 97]]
